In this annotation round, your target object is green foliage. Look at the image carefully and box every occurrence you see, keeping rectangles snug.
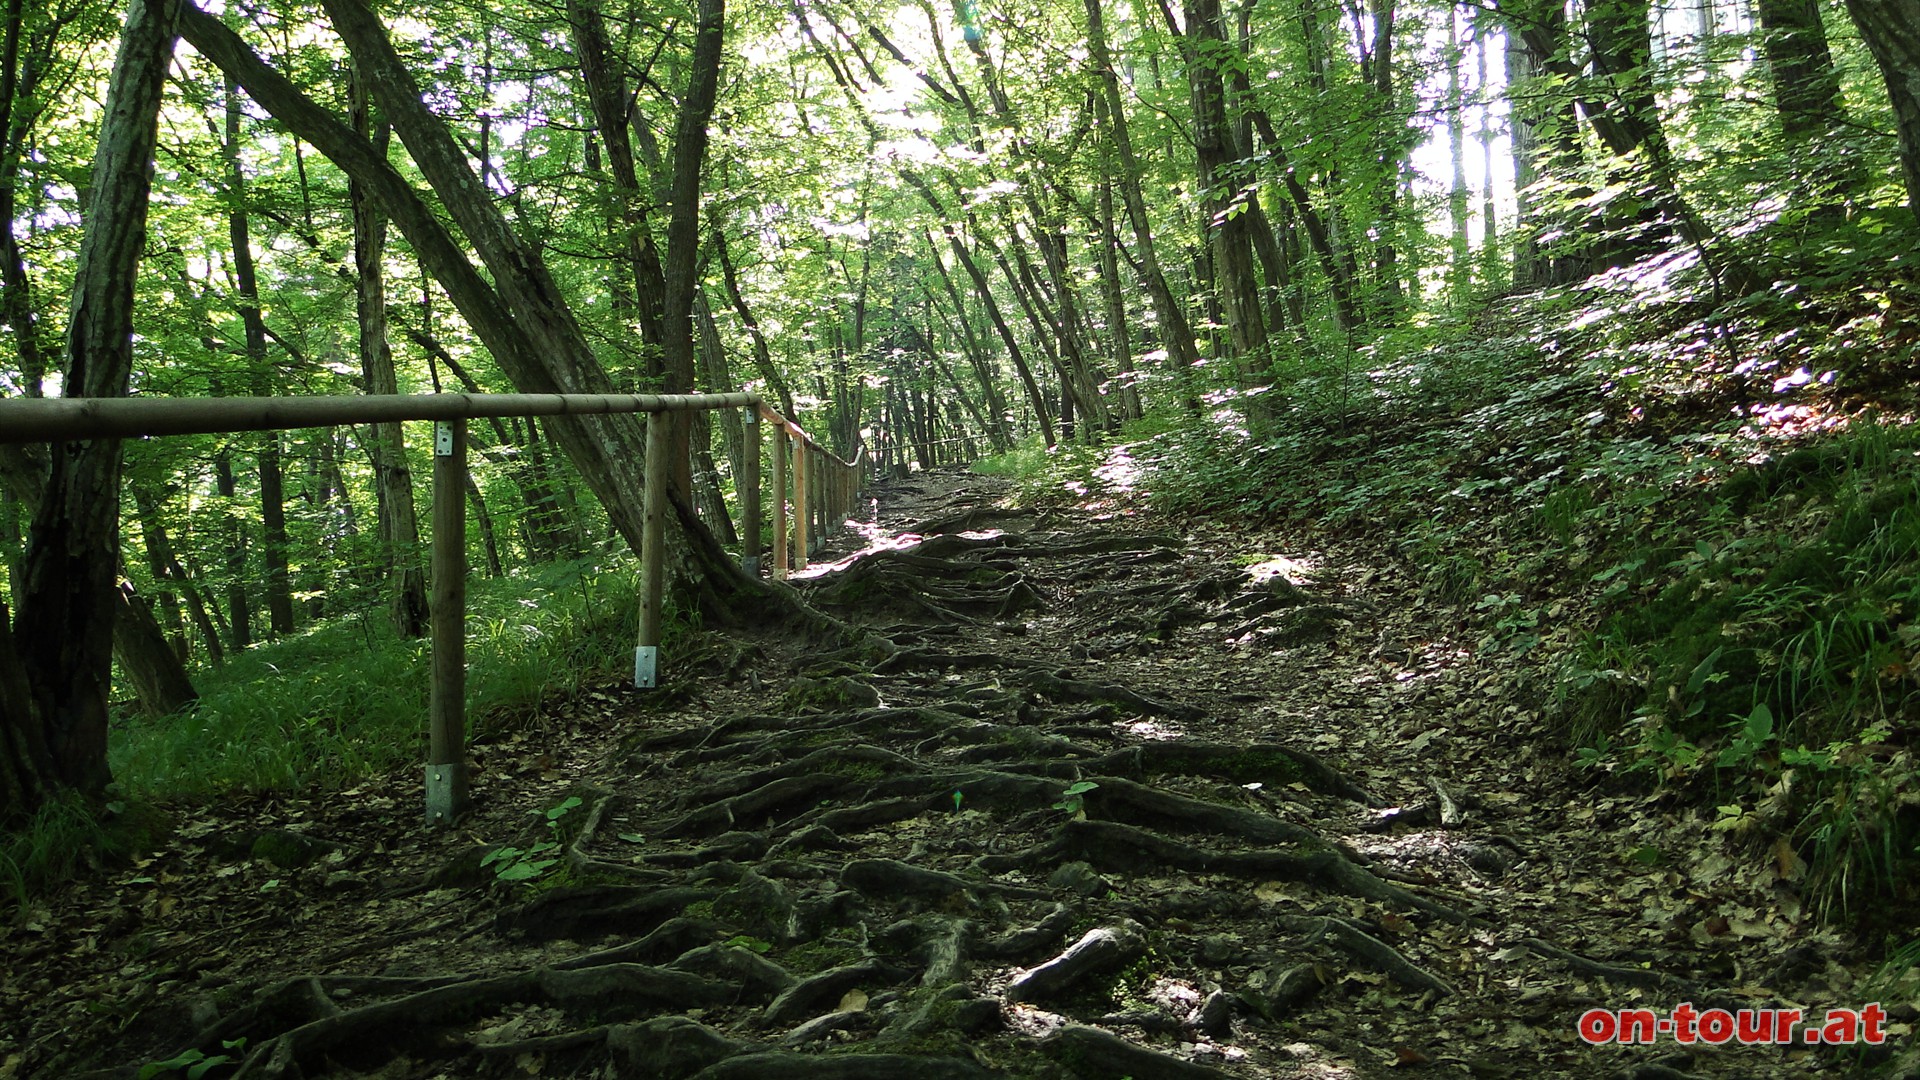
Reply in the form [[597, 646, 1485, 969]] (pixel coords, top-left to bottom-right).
[[0, 793, 163, 923], [138, 1039, 247, 1080], [110, 557, 668, 797], [971, 436, 1109, 508], [1052, 781, 1098, 817], [481, 795, 585, 885]]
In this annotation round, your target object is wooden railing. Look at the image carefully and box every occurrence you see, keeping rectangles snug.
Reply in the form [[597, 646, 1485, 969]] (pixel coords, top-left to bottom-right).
[[0, 391, 864, 824]]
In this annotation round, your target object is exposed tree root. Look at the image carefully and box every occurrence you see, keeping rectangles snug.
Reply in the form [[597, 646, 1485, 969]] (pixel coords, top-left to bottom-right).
[[120, 482, 1710, 1080]]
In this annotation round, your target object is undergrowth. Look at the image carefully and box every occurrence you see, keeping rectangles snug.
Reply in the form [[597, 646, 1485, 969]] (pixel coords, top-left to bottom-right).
[[110, 554, 674, 798], [2, 554, 689, 919], [1091, 252, 1920, 926], [0, 792, 167, 921]]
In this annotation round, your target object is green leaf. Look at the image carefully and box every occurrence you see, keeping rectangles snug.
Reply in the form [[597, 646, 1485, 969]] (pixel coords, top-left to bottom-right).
[[616, 832, 647, 844], [495, 859, 556, 881], [1061, 781, 1099, 798], [1685, 647, 1724, 695], [140, 1049, 207, 1080], [186, 1055, 232, 1080]]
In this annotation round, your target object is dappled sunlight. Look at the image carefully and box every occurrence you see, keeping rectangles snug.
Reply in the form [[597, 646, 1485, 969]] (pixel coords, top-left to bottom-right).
[[1117, 716, 1185, 741], [1243, 555, 1317, 585], [788, 519, 1006, 581], [1090, 444, 1142, 493]]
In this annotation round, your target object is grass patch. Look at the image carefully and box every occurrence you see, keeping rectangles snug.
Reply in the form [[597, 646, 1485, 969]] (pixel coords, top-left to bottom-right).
[[110, 555, 680, 798], [1, 792, 166, 921]]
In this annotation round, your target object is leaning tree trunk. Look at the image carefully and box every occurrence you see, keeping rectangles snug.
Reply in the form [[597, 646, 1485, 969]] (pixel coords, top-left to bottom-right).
[[4, 0, 179, 817], [183, 2, 650, 551], [1841, 0, 1920, 222]]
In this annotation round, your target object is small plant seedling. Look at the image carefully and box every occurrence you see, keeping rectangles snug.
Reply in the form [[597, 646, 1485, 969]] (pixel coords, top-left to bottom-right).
[[724, 934, 774, 954], [139, 1038, 247, 1079], [537, 795, 585, 824], [483, 795, 585, 884], [1054, 781, 1099, 818], [952, 790, 964, 813]]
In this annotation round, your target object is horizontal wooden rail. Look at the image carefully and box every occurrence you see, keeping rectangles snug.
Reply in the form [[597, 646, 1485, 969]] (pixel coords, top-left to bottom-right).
[[0, 389, 868, 828], [0, 391, 762, 443]]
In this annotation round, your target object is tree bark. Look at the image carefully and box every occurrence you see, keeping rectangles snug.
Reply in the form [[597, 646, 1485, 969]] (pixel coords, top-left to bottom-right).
[[213, 446, 251, 650], [132, 489, 224, 666], [223, 81, 294, 637], [6, 0, 180, 813], [1084, 0, 1204, 381], [1757, 0, 1850, 148], [1184, 0, 1268, 389], [1840, 0, 1920, 221], [926, 246, 1013, 449], [182, 2, 653, 551], [713, 228, 798, 419], [566, 0, 667, 350], [0, 0, 55, 401], [660, 0, 727, 499], [348, 68, 428, 638]]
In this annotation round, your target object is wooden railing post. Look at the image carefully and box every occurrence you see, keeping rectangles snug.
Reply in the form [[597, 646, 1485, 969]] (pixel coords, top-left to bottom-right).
[[427, 418, 468, 827], [636, 410, 669, 688], [793, 436, 810, 571], [741, 406, 761, 576], [771, 413, 789, 580]]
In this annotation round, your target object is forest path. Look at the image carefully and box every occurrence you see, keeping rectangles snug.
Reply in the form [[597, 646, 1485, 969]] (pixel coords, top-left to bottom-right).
[[19, 465, 1857, 1080]]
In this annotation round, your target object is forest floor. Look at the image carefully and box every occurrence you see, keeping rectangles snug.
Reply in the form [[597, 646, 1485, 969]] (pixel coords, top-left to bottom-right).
[[4, 464, 1911, 1080]]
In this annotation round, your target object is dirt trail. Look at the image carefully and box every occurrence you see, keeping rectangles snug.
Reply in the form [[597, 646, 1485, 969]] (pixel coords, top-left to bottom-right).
[[6, 467, 1879, 1079]]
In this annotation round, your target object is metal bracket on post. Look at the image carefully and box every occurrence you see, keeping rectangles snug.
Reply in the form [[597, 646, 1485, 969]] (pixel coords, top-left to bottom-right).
[[633, 645, 658, 689], [425, 761, 468, 828], [435, 421, 455, 456]]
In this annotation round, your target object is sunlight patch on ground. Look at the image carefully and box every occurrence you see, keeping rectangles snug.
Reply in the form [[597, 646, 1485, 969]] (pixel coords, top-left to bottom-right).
[[1117, 717, 1185, 741], [1243, 555, 1317, 585], [1091, 445, 1141, 492], [788, 521, 1005, 580]]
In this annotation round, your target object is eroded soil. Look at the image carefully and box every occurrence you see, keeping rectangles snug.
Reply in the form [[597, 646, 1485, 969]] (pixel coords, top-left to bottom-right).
[[2, 466, 1902, 1079]]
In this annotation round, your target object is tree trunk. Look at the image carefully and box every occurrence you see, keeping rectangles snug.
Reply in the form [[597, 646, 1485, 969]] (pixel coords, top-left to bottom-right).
[[348, 68, 428, 638], [223, 81, 294, 637], [186, 2, 654, 550], [1084, 0, 1205, 381], [1184, 0, 1268, 392], [932, 220, 1055, 447], [926, 244, 1014, 449], [566, 0, 667, 349], [1447, 8, 1471, 303], [1840, 0, 1920, 222], [1092, 176, 1142, 420], [0, 0, 53, 401], [659, 0, 727, 500], [213, 447, 251, 650], [713, 229, 798, 418], [1758, 0, 1850, 148], [5, 0, 180, 815], [132, 489, 224, 666], [113, 578, 198, 718]]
